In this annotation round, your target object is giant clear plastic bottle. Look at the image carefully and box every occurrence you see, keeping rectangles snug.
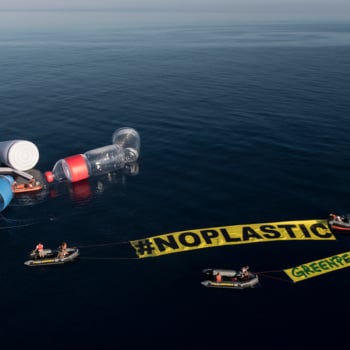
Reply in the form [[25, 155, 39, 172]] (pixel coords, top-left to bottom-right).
[[44, 127, 140, 184]]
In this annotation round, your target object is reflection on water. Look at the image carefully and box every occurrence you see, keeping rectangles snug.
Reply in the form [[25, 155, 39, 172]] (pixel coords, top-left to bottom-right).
[[68, 161, 139, 202], [0, 162, 139, 229], [12, 161, 139, 205]]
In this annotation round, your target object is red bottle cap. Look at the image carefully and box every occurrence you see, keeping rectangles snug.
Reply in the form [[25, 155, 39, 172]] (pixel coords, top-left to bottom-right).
[[44, 171, 54, 183]]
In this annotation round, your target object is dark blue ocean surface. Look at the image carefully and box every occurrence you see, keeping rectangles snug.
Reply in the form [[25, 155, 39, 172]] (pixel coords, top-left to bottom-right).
[[1, 11, 350, 349]]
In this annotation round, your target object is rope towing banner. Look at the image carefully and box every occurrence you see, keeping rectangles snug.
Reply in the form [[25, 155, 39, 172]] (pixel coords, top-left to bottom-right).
[[130, 219, 334, 258], [283, 251, 350, 283]]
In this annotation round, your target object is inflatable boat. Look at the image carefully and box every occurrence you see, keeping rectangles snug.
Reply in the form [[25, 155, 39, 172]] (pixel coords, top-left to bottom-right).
[[201, 268, 259, 289], [24, 247, 80, 267], [0, 167, 43, 193], [328, 213, 350, 234]]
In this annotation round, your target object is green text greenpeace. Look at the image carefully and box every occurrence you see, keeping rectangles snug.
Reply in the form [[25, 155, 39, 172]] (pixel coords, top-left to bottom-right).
[[284, 252, 350, 282]]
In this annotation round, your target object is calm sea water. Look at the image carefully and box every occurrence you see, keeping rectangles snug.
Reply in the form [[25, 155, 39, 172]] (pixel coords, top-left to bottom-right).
[[1, 11, 350, 349]]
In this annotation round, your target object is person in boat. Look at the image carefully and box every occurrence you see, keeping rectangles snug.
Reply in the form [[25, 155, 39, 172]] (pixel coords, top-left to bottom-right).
[[34, 242, 45, 258], [329, 213, 337, 221], [239, 266, 250, 280], [215, 272, 222, 283], [330, 213, 344, 222], [57, 241, 68, 259]]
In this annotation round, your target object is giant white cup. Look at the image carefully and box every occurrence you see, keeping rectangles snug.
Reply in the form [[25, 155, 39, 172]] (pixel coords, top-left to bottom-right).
[[0, 140, 39, 171]]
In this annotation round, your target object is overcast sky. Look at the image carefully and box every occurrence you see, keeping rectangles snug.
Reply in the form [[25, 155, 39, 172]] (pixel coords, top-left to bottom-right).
[[0, 0, 349, 15]]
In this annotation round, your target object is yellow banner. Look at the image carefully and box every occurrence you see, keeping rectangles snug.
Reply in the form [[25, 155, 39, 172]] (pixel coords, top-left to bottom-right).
[[130, 219, 334, 258], [284, 251, 350, 282]]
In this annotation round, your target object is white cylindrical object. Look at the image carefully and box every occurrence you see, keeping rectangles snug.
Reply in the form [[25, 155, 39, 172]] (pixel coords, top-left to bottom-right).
[[0, 140, 39, 171]]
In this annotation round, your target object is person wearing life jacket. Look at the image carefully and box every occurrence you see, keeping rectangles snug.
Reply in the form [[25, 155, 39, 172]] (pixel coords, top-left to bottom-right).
[[215, 272, 222, 283], [35, 243, 44, 258], [329, 213, 342, 222], [329, 213, 337, 220]]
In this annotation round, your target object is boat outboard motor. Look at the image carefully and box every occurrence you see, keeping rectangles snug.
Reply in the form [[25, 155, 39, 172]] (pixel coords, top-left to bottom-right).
[[0, 175, 14, 212]]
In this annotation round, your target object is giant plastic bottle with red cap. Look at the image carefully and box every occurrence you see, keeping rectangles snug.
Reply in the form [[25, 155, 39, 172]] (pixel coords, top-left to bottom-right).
[[44, 127, 140, 184]]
